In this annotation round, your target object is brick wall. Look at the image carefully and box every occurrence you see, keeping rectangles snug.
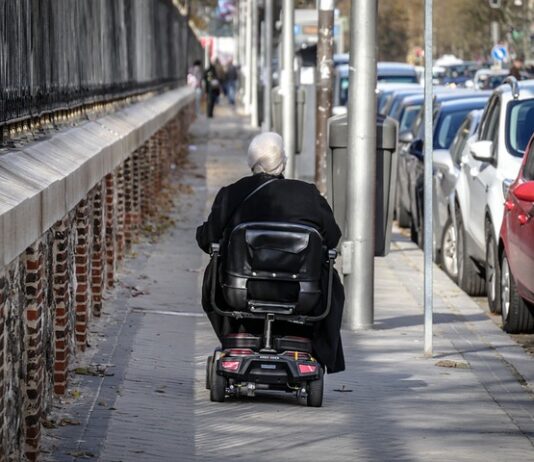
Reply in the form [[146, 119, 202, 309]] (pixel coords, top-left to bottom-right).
[[0, 103, 195, 461]]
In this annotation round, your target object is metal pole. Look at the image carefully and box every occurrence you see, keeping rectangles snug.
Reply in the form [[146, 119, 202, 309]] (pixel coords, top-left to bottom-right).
[[423, 0, 434, 357], [251, 0, 259, 127], [263, 0, 273, 131], [282, 0, 296, 178], [344, 0, 377, 330], [315, 0, 335, 195], [244, 1, 253, 113]]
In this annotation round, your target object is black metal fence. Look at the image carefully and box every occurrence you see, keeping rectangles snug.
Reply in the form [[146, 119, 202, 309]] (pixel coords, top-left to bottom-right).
[[0, 0, 203, 126]]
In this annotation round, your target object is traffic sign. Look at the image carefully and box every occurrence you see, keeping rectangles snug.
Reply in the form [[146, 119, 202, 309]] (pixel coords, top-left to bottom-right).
[[491, 45, 508, 62]]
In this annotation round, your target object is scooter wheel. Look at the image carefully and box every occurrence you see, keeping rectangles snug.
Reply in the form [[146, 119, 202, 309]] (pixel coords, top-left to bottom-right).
[[306, 367, 324, 407], [210, 360, 227, 402], [205, 356, 213, 390]]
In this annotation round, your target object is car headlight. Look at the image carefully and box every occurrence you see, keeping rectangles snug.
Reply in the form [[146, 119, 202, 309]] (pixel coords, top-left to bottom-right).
[[502, 178, 514, 198]]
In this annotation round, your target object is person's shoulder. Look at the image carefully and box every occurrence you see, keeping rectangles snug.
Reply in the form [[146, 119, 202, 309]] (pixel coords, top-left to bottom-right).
[[281, 178, 321, 194]]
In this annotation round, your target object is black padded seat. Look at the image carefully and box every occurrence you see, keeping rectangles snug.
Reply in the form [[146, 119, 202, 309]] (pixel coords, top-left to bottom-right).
[[222, 222, 325, 315]]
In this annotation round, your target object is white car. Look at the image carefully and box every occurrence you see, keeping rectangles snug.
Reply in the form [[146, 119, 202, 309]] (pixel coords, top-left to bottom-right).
[[454, 78, 534, 313]]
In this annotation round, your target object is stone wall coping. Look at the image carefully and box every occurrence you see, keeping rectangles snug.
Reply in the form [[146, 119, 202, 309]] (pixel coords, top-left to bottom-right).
[[0, 86, 194, 268]]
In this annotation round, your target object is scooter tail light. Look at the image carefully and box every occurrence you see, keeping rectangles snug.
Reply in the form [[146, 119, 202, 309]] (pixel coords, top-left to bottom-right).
[[220, 360, 240, 372], [298, 364, 318, 374]]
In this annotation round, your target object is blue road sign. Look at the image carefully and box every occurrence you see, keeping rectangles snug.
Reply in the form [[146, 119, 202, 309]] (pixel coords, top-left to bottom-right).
[[491, 45, 508, 62]]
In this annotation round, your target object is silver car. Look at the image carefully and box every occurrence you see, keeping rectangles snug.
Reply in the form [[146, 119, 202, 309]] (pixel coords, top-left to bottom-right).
[[432, 110, 483, 281]]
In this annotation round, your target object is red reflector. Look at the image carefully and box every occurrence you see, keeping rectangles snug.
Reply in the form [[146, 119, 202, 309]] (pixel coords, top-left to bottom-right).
[[228, 348, 254, 356], [298, 364, 318, 374], [221, 360, 240, 372]]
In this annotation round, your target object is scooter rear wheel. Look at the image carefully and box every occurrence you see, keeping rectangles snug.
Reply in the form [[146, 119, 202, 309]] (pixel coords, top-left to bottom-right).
[[210, 360, 227, 402], [205, 356, 213, 390], [306, 367, 324, 407]]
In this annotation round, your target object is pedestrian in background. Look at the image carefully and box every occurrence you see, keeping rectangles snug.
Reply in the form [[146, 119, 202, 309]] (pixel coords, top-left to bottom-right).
[[225, 59, 238, 106], [187, 59, 203, 115], [509, 56, 524, 81], [204, 60, 221, 118]]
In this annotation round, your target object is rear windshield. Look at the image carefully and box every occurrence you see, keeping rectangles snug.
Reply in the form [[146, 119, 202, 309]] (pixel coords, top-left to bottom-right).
[[506, 98, 534, 158], [434, 109, 474, 150]]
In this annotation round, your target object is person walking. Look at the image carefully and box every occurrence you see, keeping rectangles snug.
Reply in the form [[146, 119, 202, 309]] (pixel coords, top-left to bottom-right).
[[187, 59, 203, 115], [204, 61, 221, 118], [225, 59, 238, 106]]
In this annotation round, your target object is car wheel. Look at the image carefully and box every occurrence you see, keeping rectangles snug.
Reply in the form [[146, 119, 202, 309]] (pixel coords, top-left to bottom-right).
[[485, 224, 501, 314], [500, 254, 534, 334], [455, 207, 485, 296], [306, 367, 324, 407], [397, 199, 411, 228], [440, 218, 458, 282], [209, 360, 227, 402]]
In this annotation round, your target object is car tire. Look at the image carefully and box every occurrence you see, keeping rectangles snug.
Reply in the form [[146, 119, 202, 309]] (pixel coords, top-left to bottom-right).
[[440, 218, 458, 283], [397, 200, 411, 228], [485, 224, 501, 314], [455, 207, 485, 296], [500, 253, 534, 334], [306, 367, 324, 408], [410, 219, 418, 245], [209, 360, 227, 402]]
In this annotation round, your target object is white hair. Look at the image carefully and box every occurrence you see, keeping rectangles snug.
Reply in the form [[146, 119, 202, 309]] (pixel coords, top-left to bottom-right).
[[247, 132, 287, 176]]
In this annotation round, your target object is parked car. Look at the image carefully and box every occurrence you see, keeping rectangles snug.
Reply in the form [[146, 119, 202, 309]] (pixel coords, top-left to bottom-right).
[[395, 91, 490, 230], [377, 82, 421, 116], [334, 62, 419, 108], [473, 69, 509, 91], [454, 78, 534, 312], [407, 97, 490, 247], [499, 133, 534, 333], [432, 110, 484, 281]]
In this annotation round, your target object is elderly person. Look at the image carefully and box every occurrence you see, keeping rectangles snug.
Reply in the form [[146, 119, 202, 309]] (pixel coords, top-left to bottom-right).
[[196, 132, 345, 373]]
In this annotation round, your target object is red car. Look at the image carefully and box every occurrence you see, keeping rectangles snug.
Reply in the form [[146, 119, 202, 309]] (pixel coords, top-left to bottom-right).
[[499, 134, 534, 333]]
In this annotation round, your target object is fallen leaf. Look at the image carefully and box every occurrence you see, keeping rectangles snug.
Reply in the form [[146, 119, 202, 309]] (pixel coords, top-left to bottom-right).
[[59, 417, 81, 426], [435, 360, 470, 369]]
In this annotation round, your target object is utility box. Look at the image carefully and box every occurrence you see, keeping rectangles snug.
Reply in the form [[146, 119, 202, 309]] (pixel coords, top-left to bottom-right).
[[326, 114, 398, 256], [271, 86, 306, 153]]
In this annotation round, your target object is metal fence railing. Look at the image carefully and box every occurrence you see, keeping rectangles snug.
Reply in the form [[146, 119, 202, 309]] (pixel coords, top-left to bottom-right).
[[0, 0, 203, 127]]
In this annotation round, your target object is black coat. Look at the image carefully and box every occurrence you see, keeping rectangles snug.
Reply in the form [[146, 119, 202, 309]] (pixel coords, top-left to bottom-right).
[[196, 173, 345, 373]]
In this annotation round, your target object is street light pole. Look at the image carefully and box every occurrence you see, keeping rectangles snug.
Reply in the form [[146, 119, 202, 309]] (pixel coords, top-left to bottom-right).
[[244, 1, 253, 113], [282, 0, 296, 178], [251, 0, 259, 127], [315, 0, 335, 195], [423, 0, 434, 357], [344, 0, 377, 330], [263, 0, 273, 131]]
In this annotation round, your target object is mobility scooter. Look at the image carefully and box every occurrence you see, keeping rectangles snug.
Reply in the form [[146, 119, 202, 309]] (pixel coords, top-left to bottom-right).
[[205, 221, 337, 407]]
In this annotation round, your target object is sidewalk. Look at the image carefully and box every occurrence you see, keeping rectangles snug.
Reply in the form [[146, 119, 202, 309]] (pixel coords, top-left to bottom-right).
[[44, 107, 534, 462]]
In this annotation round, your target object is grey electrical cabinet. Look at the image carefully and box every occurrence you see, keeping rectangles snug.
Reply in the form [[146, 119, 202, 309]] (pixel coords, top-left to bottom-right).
[[326, 114, 398, 256], [271, 86, 306, 153]]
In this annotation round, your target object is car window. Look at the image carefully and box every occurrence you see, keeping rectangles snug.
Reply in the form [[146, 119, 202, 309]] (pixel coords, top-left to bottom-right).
[[486, 99, 501, 144], [506, 98, 534, 158], [434, 109, 473, 150], [449, 117, 471, 166], [399, 105, 422, 132], [524, 142, 534, 180]]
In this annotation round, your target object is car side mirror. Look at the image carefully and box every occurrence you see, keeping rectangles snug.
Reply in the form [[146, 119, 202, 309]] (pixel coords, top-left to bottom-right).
[[399, 130, 414, 144], [513, 181, 534, 202], [433, 149, 453, 172], [409, 138, 424, 159], [470, 140, 493, 162]]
